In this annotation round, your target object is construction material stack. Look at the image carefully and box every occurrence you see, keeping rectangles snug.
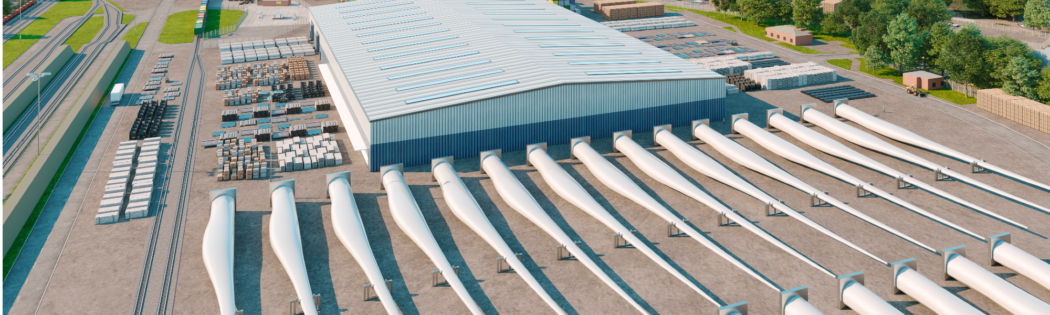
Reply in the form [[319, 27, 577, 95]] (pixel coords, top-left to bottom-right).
[[597, 0, 664, 20], [691, 56, 752, 75], [216, 138, 268, 181], [600, 16, 695, 31], [223, 88, 263, 106], [130, 100, 167, 140], [97, 141, 138, 224], [215, 63, 290, 90], [286, 56, 310, 80], [725, 73, 760, 91], [743, 62, 837, 90], [976, 89, 1050, 134], [593, 0, 635, 12], [275, 133, 342, 173], [127, 137, 159, 219]]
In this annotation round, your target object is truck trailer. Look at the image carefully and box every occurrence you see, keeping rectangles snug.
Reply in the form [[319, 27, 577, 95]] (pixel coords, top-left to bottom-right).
[[111, 83, 124, 105]]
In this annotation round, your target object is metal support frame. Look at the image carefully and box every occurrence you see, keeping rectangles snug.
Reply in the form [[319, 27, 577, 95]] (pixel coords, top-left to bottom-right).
[[857, 183, 873, 197], [653, 124, 672, 147], [525, 143, 547, 167], [325, 171, 351, 199], [719, 210, 740, 226], [718, 301, 748, 315], [799, 103, 817, 124], [730, 113, 749, 134], [691, 119, 709, 141], [497, 254, 523, 273], [810, 192, 829, 207], [971, 160, 987, 173], [766, 201, 786, 216], [612, 130, 632, 153], [557, 241, 581, 260], [897, 175, 914, 189], [934, 168, 952, 181], [363, 280, 393, 301], [379, 164, 403, 190], [479, 149, 501, 175], [891, 258, 918, 295], [431, 156, 454, 182], [432, 266, 460, 287], [667, 219, 689, 237], [987, 232, 1011, 266], [613, 230, 636, 248], [270, 179, 295, 207], [569, 136, 591, 160], [940, 245, 966, 283], [832, 99, 849, 118], [766, 108, 783, 129], [780, 286, 809, 315], [837, 271, 865, 310], [288, 294, 321, 315]]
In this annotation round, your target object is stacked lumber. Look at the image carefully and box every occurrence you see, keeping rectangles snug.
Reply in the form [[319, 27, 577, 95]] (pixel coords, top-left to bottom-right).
[[976, 89, 1050, 134], [601, 2, 664, 20]]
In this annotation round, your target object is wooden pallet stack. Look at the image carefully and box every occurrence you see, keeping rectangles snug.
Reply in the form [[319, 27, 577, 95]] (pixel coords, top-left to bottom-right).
[[976, 89, 1050, 134], [284, 56, 310, 81], [594, 0, 635, 12]]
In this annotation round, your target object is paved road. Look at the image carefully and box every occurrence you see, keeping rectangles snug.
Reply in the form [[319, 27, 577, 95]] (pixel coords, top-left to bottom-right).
[[2, 0, 59, 42]]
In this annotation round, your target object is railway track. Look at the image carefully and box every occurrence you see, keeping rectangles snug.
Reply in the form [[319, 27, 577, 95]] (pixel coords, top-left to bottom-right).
[[2, 0, 99, 96], [2, 2, 125, 173], [2, 0, 59, 43], [132, 35, 206, 315]]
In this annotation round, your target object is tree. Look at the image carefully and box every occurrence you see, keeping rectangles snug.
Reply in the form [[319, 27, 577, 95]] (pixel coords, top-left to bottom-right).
[[793, 0, 823, 30], [963, 0, 991, 15], [989, 0, 1026, 19], [864, 45, 893, 73], [984, 36, 1041, 86], [937, 25, 992, 91], [1025, 0, 1050, 30], [1036, 66, 1050, 102], [907, 0, 953, 31], [821, 0, 872, 33], [884, 13, 924, 74], [873, 0, 910, 17], [1001, 56, 1041, 99], [853, 11, 891, 56], [3, 0, 11, 16], [923, 22, 954, 73], [739, 0, 792, 25], [713, 0, 740, 19]]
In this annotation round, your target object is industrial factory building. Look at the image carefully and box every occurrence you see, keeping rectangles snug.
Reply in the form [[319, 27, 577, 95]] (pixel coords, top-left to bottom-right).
[[308, 0, 725, 171]]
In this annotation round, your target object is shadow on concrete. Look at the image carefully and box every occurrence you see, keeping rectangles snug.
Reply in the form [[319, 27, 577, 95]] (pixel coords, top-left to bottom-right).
[[297, 201, 340, 314], [234, 210, 267, 314], [355, 193, 420, 315]]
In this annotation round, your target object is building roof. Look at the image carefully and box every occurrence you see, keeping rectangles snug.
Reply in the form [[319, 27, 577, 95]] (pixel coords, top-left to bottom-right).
[[903, 71, 942, 79], [309, 0, 722, 121], [767, 25, 811, 37]]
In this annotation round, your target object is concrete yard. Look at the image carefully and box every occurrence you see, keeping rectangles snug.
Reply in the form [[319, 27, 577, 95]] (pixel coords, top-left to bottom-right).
[[5, 1, 1050, 315]]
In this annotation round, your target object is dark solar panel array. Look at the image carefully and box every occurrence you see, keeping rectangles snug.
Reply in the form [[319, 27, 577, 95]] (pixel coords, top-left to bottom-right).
[[749, 59, 790, 69], [801, 85, 876, 103]]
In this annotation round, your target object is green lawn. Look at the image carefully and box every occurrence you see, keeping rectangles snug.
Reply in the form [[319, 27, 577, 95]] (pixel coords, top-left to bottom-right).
[[121, 14, 134, 24], [666, 6, 777, 42], [3, 0, 94, 68], [856, 58, 977, 104], [93, 7, 102, 15], [159, 9, 243, 44], [722, 26, 737, 32], [105, 0, 125, 11], [63, 15, 104, 52], [776, 42, 829, 54], [827, 58, 852, 70], [122, 22, 148, 48]]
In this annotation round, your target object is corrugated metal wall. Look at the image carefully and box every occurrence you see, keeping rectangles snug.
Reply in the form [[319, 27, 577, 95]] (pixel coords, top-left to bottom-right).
[[369, 79, 725, 171]]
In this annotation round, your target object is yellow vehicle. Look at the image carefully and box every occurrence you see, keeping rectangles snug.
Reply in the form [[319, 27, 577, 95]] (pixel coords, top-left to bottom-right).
[[906, 85, 925, 97]]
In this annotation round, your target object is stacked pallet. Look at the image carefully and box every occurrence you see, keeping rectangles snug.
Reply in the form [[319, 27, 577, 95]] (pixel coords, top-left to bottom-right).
[[601, 2, 663, 21], [594, 0, 635, 12], [691, 57, 752, 75], [216, 63, 290, 90], [743, 62, 837, 90], [275, 133, 343, 173], [216, 138, 268, 181], [223, 88, 262, 106], [600, 16, 695, 31], [976, 89, 1050, 134], [286, 56, 310, 80]]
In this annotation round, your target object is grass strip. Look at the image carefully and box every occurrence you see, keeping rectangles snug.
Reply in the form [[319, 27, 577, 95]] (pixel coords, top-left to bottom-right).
[[857, 58, 976, 104], [722, 26, 736, 32], [826, 58, 852, 70], [3, 0, 93, 68], [62, 15, 104, 52], [159, 9, 244, 44], [105, 0, 125, 12], [93, 7, 102, 15], [121, 14, 134, 24], [666, 6, 776, 42], [776, 42, 829, 54], [122, 22, 148, 48]]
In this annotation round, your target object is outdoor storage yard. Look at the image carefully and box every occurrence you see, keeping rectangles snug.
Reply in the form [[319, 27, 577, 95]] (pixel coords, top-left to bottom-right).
[[6, 1, 1050, 315]]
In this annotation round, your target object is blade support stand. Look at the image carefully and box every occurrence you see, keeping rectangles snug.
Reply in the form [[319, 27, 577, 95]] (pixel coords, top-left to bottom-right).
[[837, 271, 864, 310], [478, 149, 501, 174], [940, 245, 966, 283], [987, 232, 1010, 266], [780, 286, 809, 315], [363, 280, 393, 301], [667, 219, 689, 237], [811, 192, 829, 207], [612, 130, 632, 153], [432, 266, 460, 287], [766, 200, 786, 216], [857, 183, 873, 197], [525, 143, 547, 167], [934, 168, 951, 181], [891, 258, 917, 295], [613, 230, 637, 248], [718, 301, 748, 315], [799, 103, 817, 124], [971, 160, 987, 173], [288, 294, 321, 315], [730, 113, 749, 134], [691, 119, 710, 141], [557, 241, 582, 260], [766, 108, 783, 129], [897, 175, 914, 189], [497, 254, 523, 273], [719, 209, 740, 227], [653, 124, 672, 147]]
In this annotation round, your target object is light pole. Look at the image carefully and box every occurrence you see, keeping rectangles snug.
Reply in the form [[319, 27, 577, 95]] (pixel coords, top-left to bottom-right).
[[27, 72, 51, 154]]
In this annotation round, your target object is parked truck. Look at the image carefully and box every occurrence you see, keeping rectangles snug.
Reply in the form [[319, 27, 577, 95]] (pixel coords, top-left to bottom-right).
[[111, 83, 124, 105]]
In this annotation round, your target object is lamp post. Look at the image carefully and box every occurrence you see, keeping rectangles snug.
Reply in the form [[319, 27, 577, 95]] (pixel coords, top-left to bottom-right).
[[26, 72, 52, 154]]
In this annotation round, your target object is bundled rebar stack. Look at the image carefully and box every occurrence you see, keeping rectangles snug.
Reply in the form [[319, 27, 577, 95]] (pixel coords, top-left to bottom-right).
[[216, 138, 268, 181], [274, 133, 342, 173], [744, 62, 837, 90], [976, 89, 1050, 134]]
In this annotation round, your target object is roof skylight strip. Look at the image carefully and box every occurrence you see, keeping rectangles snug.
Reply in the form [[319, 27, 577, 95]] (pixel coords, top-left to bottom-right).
[[514, 30, 592, 33], [482, 12, 556, 14], [539, 44, 624, 47], [368, 36, 458, 51], [492, 18, 567, 20], [586, 70, 682, 75], [337, 0, 396, 8], [348, 12, 426, 24], [380, 51, 480, 70], [357, 22, 441, 36], [343, 6, 419, 18], [569, 60, 662, 65], [474, 7, 546, 9], [339, 2, 413, 13], [387, 60, 492, 79], [404, 80, 519, 104], [552, 51, 642, 56], [352, 17, 434, 30], [525, 36, 607, 39], [374, 43, 469, 60], [503, 24, 580, 26], [362, 29, 451, 44], [396, 70, 504, 91]]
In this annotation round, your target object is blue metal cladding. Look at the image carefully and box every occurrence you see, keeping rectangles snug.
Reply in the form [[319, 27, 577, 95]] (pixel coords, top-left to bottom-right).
[[367, 80, 725, 171]]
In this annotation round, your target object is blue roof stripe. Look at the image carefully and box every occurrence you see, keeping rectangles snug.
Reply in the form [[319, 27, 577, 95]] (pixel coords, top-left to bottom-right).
[[336, 0, 396, 8], [552, 51, 642, 56], [569, 60, 661, 65], [380, 51, 480, 70], [339, 2, 414, 13], [404, 80, 520, 104], [357, 22, 442, 36], [491, 17, 567, 20], [367, 35, 458, 51], [362, 29, 451, 44], [503, 24, 580, 26], [525, 36, 607, 39], [482, 12, 556, 14], [539, 44, 624, 47], [374, 43, 469, 60], [586, 70, 683, 75], [387, 60, 492, 79], [347, 12, 426, 24], [474, 7, 545, 9], [343, 6, 420, 18], [395, 70, 505, 91], [514, 30, 592, 33], [352, 17, 434, 30]]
